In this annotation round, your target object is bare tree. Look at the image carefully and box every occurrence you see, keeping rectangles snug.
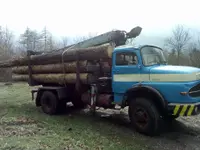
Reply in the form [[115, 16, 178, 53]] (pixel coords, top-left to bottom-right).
[[0, 26, 14, 81], [0, 26, 14, 60], [19, 27, 43, 51], [188, 37, 200, 67], [189, 48, 200, 67], [61, 36, 69, 47], [72, 32, 98, 44], [165, 25, 191, 65], [46, 35, 57, 51], [197, 35, 200, 48]]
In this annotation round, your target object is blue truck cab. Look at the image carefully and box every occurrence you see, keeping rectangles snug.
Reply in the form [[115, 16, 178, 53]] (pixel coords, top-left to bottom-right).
[[110, 44, 200, 135]]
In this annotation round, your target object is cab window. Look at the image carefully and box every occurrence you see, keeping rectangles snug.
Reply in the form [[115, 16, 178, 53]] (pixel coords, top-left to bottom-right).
[[115, 52, 138, 66]]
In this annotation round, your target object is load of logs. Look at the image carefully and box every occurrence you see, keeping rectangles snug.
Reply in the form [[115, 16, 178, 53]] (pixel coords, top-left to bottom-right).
[[0, 44, 113, 85]]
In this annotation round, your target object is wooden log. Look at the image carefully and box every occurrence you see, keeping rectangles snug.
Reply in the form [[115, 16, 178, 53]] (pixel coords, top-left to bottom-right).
[[12, 73, 96, 84], [12, 60, 111, 74], [0, 44, 113, 68], [12, 74, 28, 81]]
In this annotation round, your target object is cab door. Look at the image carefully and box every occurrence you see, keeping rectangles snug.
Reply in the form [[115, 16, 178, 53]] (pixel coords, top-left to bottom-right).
[[112, 50, 141, 102]]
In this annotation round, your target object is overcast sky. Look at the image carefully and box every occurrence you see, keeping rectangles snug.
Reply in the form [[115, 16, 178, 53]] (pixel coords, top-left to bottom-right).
[[0, 0, 199, 46]]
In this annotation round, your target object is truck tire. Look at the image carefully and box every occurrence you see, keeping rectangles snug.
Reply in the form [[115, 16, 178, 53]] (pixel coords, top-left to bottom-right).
[[128, 97, 162, 136], [40, 91, 59, 115]]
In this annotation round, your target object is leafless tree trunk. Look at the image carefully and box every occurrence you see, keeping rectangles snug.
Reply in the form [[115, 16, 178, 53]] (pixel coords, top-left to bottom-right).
[[0, 26, 14, 81]]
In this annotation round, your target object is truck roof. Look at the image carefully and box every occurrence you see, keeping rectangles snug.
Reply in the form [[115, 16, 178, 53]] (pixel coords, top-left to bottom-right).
[[115, 45, 137, 51], [114, 44, 162, 52]]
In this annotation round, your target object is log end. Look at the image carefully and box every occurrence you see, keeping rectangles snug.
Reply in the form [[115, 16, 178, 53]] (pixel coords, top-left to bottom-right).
[[107, 45, 114, 58]]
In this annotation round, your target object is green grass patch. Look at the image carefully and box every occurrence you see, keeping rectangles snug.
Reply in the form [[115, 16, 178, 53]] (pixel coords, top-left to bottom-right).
[[0, 82, 150, 150]]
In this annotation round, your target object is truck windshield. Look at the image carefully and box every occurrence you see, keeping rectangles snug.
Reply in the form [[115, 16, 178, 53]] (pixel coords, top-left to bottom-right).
[[141, 46, 166, 66]]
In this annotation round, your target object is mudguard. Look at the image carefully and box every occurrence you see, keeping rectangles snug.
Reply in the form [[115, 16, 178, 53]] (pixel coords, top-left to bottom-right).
[[35, 86, 69, 106], [123, 84, 167, 110]]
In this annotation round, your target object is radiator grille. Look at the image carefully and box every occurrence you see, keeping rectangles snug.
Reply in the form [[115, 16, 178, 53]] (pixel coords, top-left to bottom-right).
[[189, 83, 200, 97]]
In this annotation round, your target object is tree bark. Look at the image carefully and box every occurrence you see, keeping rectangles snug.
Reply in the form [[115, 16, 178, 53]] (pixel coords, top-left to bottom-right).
[[12, 73, 96, 84], [0, 44, 113, 68], [12, 60, 111, 74]]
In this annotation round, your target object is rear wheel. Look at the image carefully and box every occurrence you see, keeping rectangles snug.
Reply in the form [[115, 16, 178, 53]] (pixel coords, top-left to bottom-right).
[[40, 91, 59, 115], [128, 97, 162, 136]]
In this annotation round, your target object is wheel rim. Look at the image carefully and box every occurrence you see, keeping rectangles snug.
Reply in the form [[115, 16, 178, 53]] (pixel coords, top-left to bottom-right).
[[134, 106, 149, 128]]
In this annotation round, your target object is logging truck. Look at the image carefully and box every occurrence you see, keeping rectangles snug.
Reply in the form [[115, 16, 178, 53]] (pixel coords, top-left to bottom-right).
[[6, 26, 200, 136]]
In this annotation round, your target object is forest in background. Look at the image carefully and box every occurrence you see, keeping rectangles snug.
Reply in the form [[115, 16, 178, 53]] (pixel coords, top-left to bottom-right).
[[0, 24, 200, 81]]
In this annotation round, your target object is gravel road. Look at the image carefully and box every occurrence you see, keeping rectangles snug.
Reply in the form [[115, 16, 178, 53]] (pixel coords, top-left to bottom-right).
[[94, 107, 200, 150]]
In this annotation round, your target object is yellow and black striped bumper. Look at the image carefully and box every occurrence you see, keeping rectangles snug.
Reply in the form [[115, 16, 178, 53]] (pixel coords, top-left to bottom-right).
[[168, 102, 200, 116]]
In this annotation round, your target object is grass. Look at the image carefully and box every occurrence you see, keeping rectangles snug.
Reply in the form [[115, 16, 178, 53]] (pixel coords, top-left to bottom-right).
[[0, 82, 151, 150]]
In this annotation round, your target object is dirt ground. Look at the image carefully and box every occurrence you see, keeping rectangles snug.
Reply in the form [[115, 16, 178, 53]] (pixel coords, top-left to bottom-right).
[[95, 107, 200, 150]]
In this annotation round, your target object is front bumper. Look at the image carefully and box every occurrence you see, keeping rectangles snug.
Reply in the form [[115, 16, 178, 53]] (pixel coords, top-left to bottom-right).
[[168, 102, 200, 116]]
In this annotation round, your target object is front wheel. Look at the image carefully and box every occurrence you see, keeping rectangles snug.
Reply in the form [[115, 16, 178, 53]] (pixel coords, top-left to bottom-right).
[[128, 97, 162, 136]]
